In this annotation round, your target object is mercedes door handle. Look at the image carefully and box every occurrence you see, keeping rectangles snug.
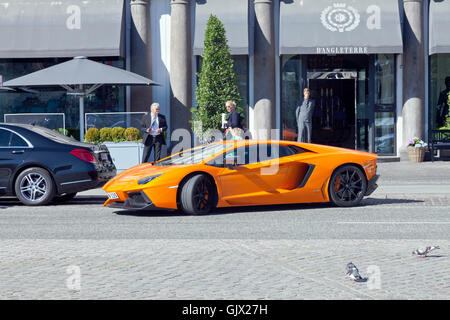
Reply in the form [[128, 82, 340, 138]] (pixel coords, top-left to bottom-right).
[[11, 150, 25, 154]]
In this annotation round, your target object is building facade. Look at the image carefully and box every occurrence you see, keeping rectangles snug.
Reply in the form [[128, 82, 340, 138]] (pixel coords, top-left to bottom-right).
[[0, 0, 448, 159]]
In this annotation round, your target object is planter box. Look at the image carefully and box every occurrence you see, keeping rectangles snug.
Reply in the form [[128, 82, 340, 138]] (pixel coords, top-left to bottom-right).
[[103, 142, 144, 173], [407, 146, 426, 163], [103, 142, 169, 173]]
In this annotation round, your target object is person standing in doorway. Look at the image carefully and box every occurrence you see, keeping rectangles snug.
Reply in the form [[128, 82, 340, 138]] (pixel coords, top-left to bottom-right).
[[437, 76, 450, 127], [141, 102, 167, 163], [296, 88, 315, 143]]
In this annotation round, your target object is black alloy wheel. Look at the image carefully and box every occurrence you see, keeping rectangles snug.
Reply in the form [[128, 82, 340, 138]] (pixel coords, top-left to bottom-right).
[[329, 165, 367, 207], [180, 174, 216, 215]]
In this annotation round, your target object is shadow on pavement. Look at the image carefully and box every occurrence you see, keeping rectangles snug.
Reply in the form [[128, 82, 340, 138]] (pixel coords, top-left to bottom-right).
[[0, 196, 107, 208], [361, 198, 424, 206], [113, 197, 426, 217], [114, 202, 333, 217]]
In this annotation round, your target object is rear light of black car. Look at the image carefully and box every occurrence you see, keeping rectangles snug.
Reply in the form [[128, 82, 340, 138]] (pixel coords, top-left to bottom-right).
[[70, 149, 97, 164]]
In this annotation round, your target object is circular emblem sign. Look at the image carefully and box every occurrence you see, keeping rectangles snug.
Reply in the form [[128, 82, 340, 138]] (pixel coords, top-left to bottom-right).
[[321, 3, 360, 32]]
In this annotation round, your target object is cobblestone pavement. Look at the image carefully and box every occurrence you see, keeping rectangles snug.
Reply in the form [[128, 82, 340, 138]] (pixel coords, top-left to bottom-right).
[[0, 239, 448, 300], [0, 161, 449, 299]]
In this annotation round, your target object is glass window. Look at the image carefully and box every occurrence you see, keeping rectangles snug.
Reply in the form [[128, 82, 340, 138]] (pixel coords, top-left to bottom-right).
[[281, 55, 305, 141], [158, 143, 231, 166], [374, 54, 395, 105], [210, 143, 296, 167], [0, 129, 11, 147], [374, 54, 396, 155], [430, 54, 450, 130], [374, 112, 395, 154], [10, 133, 28, 147]]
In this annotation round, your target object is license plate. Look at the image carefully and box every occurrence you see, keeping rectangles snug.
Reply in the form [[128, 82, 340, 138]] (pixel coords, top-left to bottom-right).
[[107, 192, 119, 200]]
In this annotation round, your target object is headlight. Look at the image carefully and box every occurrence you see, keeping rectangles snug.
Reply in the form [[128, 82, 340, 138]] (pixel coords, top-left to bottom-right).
[[138, 174, 163, 185]]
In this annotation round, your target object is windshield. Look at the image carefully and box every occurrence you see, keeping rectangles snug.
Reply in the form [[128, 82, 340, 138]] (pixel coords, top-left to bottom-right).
[[156, 143, 231, 166]]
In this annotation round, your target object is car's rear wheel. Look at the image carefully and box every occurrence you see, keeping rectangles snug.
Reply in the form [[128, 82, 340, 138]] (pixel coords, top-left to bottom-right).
[[180, 174, 216, 215], [329, 165, 367, 207], [15, 167, 55, 206], [53, 192, 77, 203]]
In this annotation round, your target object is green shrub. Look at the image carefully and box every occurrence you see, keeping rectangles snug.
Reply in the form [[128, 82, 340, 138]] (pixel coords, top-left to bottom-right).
[[99, 127, 113, 142], [53, 128, 76, 140], [192, 14, 243, 138], [66, 127, 80, 141], [111, 127, 126, 142], [84, 128, 100, 143], [124, 127, 142, 141]]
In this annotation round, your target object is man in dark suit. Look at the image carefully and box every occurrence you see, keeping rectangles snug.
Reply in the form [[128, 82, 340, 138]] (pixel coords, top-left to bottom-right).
[[296, 88, 315, 143], [141, 102, 167, 163]]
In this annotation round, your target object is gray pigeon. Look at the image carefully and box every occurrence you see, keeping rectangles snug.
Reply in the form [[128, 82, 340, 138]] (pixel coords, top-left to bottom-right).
[[345, 262, 366, 282], [412, 245, 440, 258]]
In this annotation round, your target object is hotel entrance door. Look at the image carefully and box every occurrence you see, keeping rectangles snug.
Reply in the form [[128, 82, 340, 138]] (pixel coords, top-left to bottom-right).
[[308, 75, 357, 149]]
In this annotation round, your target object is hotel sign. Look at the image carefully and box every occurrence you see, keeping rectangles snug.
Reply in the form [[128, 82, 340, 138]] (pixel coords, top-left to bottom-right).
[[316, 47, 369, 54], [321, 3, 381, 33], [280, 0, 403, 55]]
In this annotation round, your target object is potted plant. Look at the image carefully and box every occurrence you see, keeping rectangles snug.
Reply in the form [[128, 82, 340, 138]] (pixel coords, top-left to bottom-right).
[[407, 137, 428, 163], [85, 126, 144, 172]]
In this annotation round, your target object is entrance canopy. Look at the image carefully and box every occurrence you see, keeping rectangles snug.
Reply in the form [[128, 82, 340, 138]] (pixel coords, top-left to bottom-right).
[[0, 0, 124, 58], [280, 0, 403, 55], [429, 0, 450, 55], [194, 0, 249, 55]]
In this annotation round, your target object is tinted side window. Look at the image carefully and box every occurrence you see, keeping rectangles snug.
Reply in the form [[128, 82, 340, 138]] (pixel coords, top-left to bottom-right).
[[258, 144, 293, 161], [0, 129, 11, 147], [10, 133, 28, 147]]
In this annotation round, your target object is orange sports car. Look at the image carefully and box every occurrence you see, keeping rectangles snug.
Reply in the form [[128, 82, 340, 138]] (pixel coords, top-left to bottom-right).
[[102, 140, 379, 214]]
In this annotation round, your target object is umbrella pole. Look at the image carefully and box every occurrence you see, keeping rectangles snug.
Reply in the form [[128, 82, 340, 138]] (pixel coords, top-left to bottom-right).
[[79, 94, 85, 142]]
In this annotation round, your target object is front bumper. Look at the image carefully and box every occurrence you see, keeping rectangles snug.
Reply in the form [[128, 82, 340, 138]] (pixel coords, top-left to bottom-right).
[[365, 174, 379, 196], [105, 191, 159, 210]]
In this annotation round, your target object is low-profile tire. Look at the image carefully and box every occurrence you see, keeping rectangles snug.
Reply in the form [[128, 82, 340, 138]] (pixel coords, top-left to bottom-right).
[[14, 167, 56, 206], [53, 192, 77, 203], [180, 174, 216, 215], [329, 164, 367, 207]]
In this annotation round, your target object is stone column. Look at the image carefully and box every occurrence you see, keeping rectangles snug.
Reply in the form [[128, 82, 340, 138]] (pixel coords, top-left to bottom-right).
[[130, 0, 152, 112], [402, 0, 425, 158], [253, 0, 276, 139], [170, 0, 192, 134]]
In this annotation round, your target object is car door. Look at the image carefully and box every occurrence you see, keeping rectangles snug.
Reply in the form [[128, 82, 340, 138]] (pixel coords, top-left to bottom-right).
[[209, 143, 299, 205], [0, 128, 33, 193]]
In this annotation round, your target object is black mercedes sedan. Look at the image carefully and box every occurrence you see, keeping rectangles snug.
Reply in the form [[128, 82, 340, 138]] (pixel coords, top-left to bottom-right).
[[0, 123, 116, 205]]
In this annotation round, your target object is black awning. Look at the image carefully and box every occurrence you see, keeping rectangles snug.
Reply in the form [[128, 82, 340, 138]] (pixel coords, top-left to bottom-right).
[[280, 0, 403, 55], [0, 0, 124, 58], [194, 0, 249, 55], [429, 0, 450, 55]]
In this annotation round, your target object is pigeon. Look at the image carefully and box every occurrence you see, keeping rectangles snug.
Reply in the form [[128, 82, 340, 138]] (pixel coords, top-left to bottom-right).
[[345, 262, 366, 282], [412, 245, 440, 258]]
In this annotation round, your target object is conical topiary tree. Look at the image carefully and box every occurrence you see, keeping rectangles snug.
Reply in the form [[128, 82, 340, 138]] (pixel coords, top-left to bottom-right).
[[191, 14, 243, 139]]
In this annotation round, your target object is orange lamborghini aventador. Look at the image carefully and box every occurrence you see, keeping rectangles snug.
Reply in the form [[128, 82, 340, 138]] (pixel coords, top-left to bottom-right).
[[103, 140, 378, 214]]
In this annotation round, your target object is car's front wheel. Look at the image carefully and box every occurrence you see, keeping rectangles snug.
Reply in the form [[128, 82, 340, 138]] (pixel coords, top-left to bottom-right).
[[329, 165, 367, 207], [15, 167, 55, 206], [180, 174, 216, 215]]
